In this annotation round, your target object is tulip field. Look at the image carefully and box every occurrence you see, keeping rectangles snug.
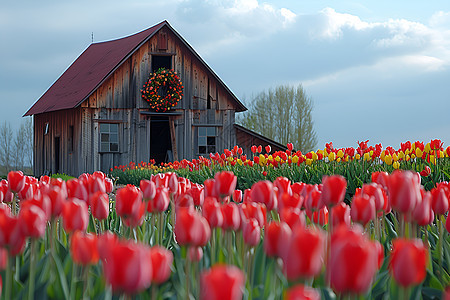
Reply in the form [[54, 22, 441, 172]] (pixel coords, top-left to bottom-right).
[[2, 140, 450, 299]]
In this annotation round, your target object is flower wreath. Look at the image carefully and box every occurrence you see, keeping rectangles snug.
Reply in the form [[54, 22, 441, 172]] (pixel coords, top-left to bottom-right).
[[141, 68, 183, 112]]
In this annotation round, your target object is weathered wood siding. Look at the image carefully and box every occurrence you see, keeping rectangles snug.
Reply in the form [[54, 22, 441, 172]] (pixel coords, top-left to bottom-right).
[[33, 108, 82, 176]]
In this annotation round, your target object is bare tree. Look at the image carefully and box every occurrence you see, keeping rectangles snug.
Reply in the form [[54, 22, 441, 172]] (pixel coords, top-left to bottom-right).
[[23, 117, 33, 171], [0, 122, 14, 173], [238, 84, 318, 152], [12, 122, 27, 170]]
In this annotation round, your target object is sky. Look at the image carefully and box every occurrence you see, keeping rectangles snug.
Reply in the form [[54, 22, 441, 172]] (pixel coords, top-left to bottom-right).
[[1, 0, 450, 150]]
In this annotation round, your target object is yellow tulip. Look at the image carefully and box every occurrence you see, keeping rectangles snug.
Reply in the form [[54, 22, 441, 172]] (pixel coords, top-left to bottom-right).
[[430, 155, 436, 165], [328, 152, 336, 162], [355, 154, 361, 160], [393, 153, 399, 162], [275, 156, 281, 162], [306, 159, 313, 166], [393, 161, 400, 169], [268, 155, 273, 161], [337, 149, 344, 158], [385, 155, 393, 165], [425, 143, 431, 153], [363, 152, 371, 161], [398, 151, 404, 160], [337, 157, 341, 163], [312, 152, 318, 161], [406, 154, 411, 161], [323, 149, 328, 157], [292, 156, 299, 164], [237, 159, 243, 165], [411, 154, 416, 159], [416, 148, 423, 158], [380, 152, 385, 160]]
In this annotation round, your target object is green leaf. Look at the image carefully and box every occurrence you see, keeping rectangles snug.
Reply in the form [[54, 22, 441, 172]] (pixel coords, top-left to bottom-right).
[[51, 250, 70, 299]]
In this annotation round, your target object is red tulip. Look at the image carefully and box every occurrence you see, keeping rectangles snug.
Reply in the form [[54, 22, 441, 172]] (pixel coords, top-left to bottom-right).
[[412, 192, 434, 226], [123, 202, 146, 228], [115, 185, 143, 220], [62, 198, 89, 233], [148, 187, 170, 213], [90, 191, 109, 221], [166, 172, 178, 195], [45, 186, 66, 218], [251, 145, 257, 154], [320, 175, 347, 208], [242, 218, 261, 247], [232, 189, 242, 203], [0, 206, 25, 256], [273, 177, 292, 199], [149, 246, 173, 284], [189, 183, 205, 206], [175, 207, 211, 247], [388, 171, 421, 214], [389, 238, 428, 287], [265, 145, 271, 153], [102, 240, 152, 294], [431, 185, 449, 215], [203, 179, 218, 198], [221, 202, 240, 231], [280, 207, 306, 230], [287, 143, 294, 151], [350, 194, 376, 226], [278, 193, 303, 212], [66, 179, 88, 202], [140, 179, 156, 201], [203, 197, 223, 228], [251, 180, 277, 211], [87, 173, 106, 195], [200, 264, 245, 300], [306, 206, 328, 226], [214, 171, 237, 199], [97, 231, 118, 260], [105, 178, 114, 194], [175, 193, 194, 209], [355, 183, 385, 212], [285, 284, 320, 300], [283, 226, 325, 280], [7, 171, 25, 193], [240, 202, 266, 227], [188, 246, 203, 262], [328, 225, 380, 294], [264, 221, 292, 258], [71, 231, 99, 265], [419, 166, 431, 177], [18, 203, 47, 238], [331, 202, 351, 229]]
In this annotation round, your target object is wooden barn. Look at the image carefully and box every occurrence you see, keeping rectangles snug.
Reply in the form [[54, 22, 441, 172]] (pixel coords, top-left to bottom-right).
[[25, 20, 284, 176]]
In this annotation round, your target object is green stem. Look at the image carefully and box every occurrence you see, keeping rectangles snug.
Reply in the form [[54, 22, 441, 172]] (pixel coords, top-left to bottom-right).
[[83, 266, 89, 300], [28, 239, 37, 300], [186, 247, 191, 300], [5, 256, 13, 300], [159, 212, 165, 246], [70, 262, 77, 300], [438, 215, 444, 283]]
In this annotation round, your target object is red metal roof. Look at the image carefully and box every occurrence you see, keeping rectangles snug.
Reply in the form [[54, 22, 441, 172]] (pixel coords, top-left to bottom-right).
[[24, 21, 165, 116], [25, 20, 247, 116]]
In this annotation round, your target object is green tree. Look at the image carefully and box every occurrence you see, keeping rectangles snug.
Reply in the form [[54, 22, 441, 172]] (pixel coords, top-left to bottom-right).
[[238, 84, 317, 152]]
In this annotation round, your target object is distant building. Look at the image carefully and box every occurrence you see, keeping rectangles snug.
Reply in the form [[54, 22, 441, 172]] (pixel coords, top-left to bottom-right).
[[25, 21, 284, 176]]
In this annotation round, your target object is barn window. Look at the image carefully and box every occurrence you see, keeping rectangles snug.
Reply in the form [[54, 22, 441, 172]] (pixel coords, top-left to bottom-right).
[[198, 127, 216, 154], [99, 123, 119, 153]]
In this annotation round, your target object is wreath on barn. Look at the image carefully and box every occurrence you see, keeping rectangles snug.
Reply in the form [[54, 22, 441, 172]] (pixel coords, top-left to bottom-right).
[[141, 68, 183, 112]]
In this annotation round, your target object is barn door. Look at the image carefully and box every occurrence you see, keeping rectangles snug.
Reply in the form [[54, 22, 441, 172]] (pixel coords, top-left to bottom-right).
[[150, 116, 172, 164]]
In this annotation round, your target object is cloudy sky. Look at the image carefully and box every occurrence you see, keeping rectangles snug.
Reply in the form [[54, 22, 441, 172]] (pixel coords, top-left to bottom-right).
[[1, 0, 450, 149]]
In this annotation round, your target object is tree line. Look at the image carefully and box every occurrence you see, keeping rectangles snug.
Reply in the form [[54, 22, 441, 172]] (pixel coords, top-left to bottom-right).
[[0, 118, 33, 175], [237, 84, 318, 153]]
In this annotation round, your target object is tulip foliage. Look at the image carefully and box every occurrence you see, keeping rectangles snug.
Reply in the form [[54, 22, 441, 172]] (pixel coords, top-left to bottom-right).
[[2, 139, 450, 299]]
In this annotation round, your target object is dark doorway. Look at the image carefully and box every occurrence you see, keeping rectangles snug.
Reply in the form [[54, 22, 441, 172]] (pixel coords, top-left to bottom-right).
[[54, 137, 60, 174], [152, 55, 172, 72], [150, 117, 172, 164]]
